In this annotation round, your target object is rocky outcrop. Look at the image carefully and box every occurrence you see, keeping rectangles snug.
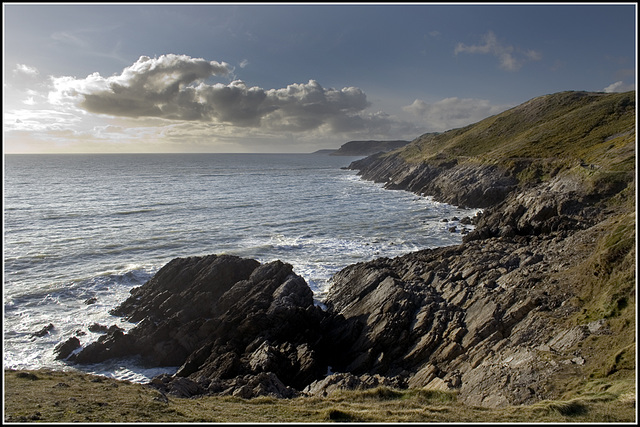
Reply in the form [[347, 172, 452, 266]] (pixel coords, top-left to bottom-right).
[[66, 254, 335, 398], [304, 372, 406, 396], [318, 231, 587, 406], [350, 152, 518, 208]]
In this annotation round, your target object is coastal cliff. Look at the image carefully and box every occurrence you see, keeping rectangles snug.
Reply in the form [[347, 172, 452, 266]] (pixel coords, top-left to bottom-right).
[[336, 90, 636, 406], [56, 90, 635, 408]]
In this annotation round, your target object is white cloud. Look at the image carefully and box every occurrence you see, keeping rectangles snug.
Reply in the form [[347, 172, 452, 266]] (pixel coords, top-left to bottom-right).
[[48, 55, 381, 134], [603, 81, 636, 93], [14, 64, 39, 77], [4, 109, 84, 133], [6, 54, 425, 152], [239, 59, 249, 68], [51, 31, 89, 47], [454, 31, 541, 71], [403, 97, 511, 131]]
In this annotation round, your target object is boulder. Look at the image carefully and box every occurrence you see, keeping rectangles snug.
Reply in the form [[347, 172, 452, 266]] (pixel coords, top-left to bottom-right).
[[304, 372, 406, 396]]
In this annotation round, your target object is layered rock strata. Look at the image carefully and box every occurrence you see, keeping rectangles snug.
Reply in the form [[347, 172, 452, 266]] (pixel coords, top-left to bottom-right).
[[63, 255, 335, 397]]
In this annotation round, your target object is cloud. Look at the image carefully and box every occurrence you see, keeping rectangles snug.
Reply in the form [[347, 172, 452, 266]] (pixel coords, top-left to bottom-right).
[[51, 31, 90, 47], [4, 108, 83, 133], [403, 97, 511, 131], [51, 54, 232, 118], [603, 81, 635, 93], [49, 54, 376, 133], [14, 64, 39, 77], [454, 31, 541, 71], [6, 54, 424, 152]]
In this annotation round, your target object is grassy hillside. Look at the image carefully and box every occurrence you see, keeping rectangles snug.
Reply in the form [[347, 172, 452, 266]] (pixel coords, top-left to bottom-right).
[[4, 369, 635, 422], [399, 91, 636, 189], [396, 90, 636, 407]]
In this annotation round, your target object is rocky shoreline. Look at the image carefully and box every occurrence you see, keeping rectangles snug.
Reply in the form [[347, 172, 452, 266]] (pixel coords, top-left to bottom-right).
[[52, 158, 631, 408], [53, 90, 636, 408]]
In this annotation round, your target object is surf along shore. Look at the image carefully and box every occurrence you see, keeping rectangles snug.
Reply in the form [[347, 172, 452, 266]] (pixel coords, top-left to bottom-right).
[[4, 90, 636, 423]]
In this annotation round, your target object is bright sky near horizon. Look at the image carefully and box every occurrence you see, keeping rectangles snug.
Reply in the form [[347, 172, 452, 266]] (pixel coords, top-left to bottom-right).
[[3, 2, 637, 154]]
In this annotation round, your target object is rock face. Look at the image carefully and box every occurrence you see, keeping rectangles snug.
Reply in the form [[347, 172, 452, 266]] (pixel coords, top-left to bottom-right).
[[320, 233, 584, 407], [68, 255, 334, 397], [350, 152, 518, 208]]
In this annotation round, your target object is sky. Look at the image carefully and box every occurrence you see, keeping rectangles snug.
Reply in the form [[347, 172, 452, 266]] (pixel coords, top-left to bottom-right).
[[3, 2, 637, 154]]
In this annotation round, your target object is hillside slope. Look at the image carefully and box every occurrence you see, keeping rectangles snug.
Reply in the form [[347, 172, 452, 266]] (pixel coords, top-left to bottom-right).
[[353, 91, 635, 207], [341, 90, 636, 406]]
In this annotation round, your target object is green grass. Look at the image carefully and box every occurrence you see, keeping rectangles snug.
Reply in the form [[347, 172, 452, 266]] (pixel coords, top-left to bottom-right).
[[4, 369, 636, 423], [395, 91, 636, 188]]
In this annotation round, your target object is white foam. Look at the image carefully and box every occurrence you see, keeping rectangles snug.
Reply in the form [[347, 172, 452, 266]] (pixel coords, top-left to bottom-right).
[[4, 153, 480, 382]]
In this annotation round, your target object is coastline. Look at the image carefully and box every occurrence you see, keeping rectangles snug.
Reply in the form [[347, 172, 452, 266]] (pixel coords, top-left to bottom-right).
[[4, 90, 636, 419]]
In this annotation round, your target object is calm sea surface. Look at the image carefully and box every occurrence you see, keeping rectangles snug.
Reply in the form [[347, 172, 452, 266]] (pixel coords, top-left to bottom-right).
[[3, 153, 479, 382]]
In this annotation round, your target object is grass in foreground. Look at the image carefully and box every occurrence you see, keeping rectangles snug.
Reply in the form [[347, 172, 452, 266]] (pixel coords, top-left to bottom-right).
[[4, 369, 636, 423]]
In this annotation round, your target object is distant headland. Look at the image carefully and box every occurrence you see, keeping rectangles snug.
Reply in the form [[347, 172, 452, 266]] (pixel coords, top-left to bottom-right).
[[312, 139, 411, 156]]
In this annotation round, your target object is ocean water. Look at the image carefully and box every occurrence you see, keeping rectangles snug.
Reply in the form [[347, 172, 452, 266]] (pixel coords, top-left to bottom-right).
[[3, 153, 479, 383]]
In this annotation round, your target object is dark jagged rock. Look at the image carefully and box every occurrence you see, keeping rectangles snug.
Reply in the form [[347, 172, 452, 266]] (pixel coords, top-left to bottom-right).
[[33, 323, 54, 337], [54, 337, 81, 360], [87, 323, 109, 333], [68, 254, 335, 397]]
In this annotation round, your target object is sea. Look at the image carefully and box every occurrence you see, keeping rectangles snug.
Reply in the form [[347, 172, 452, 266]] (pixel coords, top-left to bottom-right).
[[3, 153, 480, 383]]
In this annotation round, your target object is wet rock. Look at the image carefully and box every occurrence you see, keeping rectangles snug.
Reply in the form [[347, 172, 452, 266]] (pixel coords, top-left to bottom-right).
[[53, 337, 80, 360], [69, 254, 334, 395], [33, 323, 54, 337], [88, 323, 109, 333]]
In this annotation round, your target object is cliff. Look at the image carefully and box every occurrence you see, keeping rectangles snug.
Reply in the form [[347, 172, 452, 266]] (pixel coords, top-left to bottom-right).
[[54, 90, 635, 409], [339, 90, 636, 406]]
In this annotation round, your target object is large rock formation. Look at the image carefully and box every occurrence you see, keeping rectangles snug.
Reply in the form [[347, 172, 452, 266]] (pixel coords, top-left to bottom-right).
[[331, 90, 636, 407], [318, 228, 615, 407], [350, 153, 518, 208], [66, 255, 334, 397]]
